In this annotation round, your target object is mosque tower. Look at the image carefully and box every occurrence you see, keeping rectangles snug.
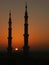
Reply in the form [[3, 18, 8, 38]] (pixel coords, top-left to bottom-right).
[[23, 3, 29, 55], [7, 10, 12, 54]]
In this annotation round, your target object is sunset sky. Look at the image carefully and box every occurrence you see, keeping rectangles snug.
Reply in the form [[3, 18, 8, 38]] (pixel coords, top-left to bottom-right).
[[0, 0, 49, 51]]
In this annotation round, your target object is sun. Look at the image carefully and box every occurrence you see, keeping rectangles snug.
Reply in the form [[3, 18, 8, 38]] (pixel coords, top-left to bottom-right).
[[15, 48, 18, 51]]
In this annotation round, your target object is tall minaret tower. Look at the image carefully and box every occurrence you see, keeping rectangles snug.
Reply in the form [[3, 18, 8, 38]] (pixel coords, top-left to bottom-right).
[[23, 3, 29, 55], [7, 10, 12, 54]]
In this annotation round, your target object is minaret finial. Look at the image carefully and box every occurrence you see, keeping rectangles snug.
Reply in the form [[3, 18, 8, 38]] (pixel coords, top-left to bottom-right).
[[25, 2, 28, 17], [25, 1, 27, 11], [26, 2, 27, 8], [9, 9, 11, 18]]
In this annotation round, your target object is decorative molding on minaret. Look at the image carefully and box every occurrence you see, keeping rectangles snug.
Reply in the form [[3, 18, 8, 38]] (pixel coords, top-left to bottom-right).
[[7, 10, 12, 54], [23, 3, 29, 55]]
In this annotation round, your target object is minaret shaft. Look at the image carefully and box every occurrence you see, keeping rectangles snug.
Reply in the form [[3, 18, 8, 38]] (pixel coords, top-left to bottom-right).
[[23, 3, 29, 54], [8, 11, 12, 53]]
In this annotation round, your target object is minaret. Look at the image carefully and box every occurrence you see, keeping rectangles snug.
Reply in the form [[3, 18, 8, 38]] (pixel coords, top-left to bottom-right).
[[23, 3, 29, 55], [7, 10, 12, 54]]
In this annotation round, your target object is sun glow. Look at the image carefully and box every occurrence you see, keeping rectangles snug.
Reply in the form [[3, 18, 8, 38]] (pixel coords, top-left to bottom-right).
[[15, 48, 18, 51]]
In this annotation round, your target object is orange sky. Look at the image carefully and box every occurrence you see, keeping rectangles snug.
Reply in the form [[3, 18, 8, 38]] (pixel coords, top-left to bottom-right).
[[0, 0, 49, 51]]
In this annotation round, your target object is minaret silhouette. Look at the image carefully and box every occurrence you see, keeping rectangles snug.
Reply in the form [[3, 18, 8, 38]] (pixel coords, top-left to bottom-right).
[[23, 3, 29, 55], [7, 10, 12, 54]]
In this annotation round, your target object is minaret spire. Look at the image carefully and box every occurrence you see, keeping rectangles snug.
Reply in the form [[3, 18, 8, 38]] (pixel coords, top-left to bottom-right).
[[25, 2, 28, 19], [23, 3, 29, 55], [9, 10, 11, 18], [7, 10, 12, 54]]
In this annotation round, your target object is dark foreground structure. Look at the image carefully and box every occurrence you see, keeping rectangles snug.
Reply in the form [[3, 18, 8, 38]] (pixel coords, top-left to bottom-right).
[[0, 51, 49, 65]]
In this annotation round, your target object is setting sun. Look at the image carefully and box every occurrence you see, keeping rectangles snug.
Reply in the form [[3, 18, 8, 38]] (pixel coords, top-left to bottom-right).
[[15, 48, 18, 51]]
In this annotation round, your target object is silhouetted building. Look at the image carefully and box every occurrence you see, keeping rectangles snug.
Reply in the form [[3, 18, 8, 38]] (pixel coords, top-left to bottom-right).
[[7, 10, 12, 54], [23, 3, 29, 55]]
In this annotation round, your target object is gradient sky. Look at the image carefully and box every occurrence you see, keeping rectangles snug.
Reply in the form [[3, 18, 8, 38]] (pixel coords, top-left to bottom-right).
[[0, 0, 49, 51]]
